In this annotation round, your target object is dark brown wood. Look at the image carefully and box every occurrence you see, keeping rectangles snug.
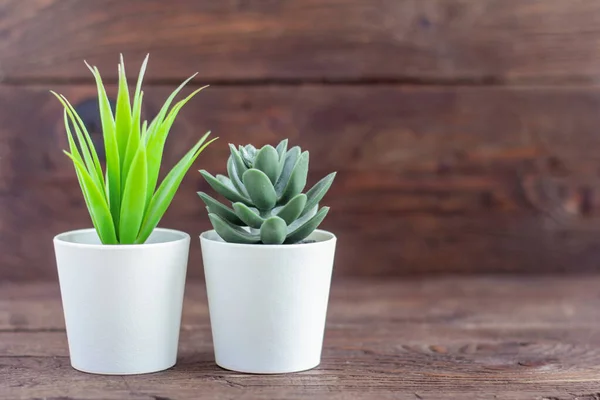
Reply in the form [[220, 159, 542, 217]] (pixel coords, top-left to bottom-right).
[[4, 0, 600, 280], [5, 84, 600, 279], [2, 0, 600, 83], [3, 277, 600, 399]]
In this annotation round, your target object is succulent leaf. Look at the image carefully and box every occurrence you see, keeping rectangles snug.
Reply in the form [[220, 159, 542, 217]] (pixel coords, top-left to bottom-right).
[[242, 168, 277, 210], [260, 216, 287, 244], [199, 140, 334, 244], [209, 213, 260, 244], [275, 193, 307, 224], [239, 150, 250, 166], [227, 157, 249, 197], [228, 144, 248, 180], [240, 144, 257, 167], [287, 204, 318, 231], [302, 172, 336, 217], [199, 169, 251, 205], [198, 192, 243, 225], [275, 139, 288, 160], [253, 145, 280, 184], [285, 206, 330, 244], [275, 139, 288, 180], [279, 151, 309, 204], [275, 146, 301, 195], [245, 144, 257, 156], [233, 202, 265, 228]]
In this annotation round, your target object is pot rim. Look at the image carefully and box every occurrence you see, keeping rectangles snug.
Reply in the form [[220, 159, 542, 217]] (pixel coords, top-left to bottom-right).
[[54, 228, 190, 250], [200, 229, 336, 250]]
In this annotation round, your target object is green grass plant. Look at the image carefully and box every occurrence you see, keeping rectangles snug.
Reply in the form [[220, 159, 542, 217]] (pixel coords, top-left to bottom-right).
[[52, 55, 216, 244]]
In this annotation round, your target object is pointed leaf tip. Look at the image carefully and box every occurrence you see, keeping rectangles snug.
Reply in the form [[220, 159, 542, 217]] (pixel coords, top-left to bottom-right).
[[301, 171, 336, 217], [198, 192, 244, 225]]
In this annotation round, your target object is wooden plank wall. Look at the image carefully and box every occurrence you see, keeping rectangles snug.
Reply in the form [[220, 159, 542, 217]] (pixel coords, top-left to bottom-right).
[[2, 0, 600, 280]]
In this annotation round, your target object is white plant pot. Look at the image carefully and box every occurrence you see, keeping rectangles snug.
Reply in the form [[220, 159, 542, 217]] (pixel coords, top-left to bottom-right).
[[53, 228, 190, 375], [200, 229, 337, 374]]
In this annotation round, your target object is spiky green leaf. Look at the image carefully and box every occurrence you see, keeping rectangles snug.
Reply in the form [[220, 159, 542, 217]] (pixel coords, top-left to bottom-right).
[[119, 145, 147, 244], [60, 107, 102, 188], [136, 132, 216, 243], [146, 86, 207, 206], [60, 110, 109, 243], [122, 94, 144, 191], [52, 92, 104, 191], [145, 76, 201, 142], [115, 56, 132, 168], [86, 62, 121, 235], [64, 151, 117, 244], [133, 55, 148, 105], [122, 54, 147, 182]]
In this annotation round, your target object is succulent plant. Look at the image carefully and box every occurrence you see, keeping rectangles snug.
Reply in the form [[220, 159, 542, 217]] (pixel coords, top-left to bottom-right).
[[198, 140, 336, 244]]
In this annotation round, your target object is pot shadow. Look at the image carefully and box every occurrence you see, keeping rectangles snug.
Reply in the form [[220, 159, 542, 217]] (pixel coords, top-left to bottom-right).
[[171, 352, 221, 374]]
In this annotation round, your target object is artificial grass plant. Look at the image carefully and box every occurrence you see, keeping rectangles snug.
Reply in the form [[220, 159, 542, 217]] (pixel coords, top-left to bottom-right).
[[52, 55, 216, 244]]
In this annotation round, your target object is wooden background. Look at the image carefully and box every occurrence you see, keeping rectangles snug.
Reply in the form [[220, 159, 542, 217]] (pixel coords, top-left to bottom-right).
[[3, 0, 600, 280]]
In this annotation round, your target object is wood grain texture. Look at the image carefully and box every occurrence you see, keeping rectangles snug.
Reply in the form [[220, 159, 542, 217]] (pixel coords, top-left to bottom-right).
[[3, 277, 600, 399], [2, 0, 600, 83], [5, 84, 600, 279]]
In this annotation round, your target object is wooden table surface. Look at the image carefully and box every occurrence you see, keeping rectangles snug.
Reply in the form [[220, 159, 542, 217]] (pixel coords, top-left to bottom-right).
[[3, 277, 600, 399]]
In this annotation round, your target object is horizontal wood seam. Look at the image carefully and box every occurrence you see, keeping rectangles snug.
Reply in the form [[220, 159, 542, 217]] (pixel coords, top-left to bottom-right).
[[0, 328, 65, 333], [0, 76, 545, 88]]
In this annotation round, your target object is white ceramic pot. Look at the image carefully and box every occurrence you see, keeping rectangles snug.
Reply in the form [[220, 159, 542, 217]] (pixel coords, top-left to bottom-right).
[[53, 228, 190, 375], [200, 229, 337, 374]]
